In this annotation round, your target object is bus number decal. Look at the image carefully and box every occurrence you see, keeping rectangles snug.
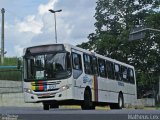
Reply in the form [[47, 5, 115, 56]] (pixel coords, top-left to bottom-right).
[[47, 84, 56, 90], [118, 82, 124, 86]]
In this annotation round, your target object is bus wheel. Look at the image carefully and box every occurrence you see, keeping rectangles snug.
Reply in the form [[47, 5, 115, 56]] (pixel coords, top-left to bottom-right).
[[43, 102, 50, 110], [50, 103, 59, 109], [81, 90, 93, 110], [118, 93, 124, 109], [110, 94, 124, 109]]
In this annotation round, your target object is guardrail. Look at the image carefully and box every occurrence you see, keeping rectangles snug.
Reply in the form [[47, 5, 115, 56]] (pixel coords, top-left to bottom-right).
[[0, 66, 18, 69]]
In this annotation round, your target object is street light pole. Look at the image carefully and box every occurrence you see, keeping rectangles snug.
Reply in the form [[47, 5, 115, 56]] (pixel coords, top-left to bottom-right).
[[54, 13, 57, 43], [1, 8, 5, 64], [129, 26, 160, 105], [129, 26, 160, 41], [49, 9, 62, 43]]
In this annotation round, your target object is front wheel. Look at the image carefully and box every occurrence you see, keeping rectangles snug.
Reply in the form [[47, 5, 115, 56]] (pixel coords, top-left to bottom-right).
[[118, 94, 124, 109], [81, 90, 95, 110], [43, 102, 50, 110], [50, 103, 59, 109], [81, 90, 94, 110]]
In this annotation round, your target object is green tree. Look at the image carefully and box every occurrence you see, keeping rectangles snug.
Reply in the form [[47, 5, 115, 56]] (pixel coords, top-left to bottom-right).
[[78, 0, 160, 96]]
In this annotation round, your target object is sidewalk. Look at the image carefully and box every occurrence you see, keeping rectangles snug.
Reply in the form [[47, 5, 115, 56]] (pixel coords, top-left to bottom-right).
[[0, 80, 42, 107]]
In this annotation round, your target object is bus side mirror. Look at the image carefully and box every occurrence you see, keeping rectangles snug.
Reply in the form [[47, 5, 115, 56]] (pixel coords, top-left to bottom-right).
[[17, 59, 21, 69]]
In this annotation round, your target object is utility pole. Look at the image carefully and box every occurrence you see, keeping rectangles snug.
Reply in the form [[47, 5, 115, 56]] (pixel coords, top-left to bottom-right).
[[1, 8, 5, 64]]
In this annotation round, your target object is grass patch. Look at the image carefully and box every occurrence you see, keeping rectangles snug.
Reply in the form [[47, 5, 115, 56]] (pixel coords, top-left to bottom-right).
[[0, 57, 18, 66], [61, 105, 110, 110], [0, 57, 22, 81], [144, 107, 160, 110], [0, 69, 22, 81]]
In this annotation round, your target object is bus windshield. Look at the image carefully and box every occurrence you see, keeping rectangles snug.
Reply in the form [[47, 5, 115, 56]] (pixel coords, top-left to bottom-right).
[[25, 52, 71, 81]]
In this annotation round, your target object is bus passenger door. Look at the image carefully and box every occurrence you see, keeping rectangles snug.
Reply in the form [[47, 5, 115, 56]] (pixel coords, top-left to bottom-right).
[[71, 49, 84, 99]]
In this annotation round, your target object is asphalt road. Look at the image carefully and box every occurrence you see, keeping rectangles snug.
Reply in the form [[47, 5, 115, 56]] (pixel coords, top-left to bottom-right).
[[0, 107, 160, 120]]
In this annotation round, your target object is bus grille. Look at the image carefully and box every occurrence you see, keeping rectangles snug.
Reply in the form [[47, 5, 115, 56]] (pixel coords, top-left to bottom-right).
[[34, 88, 59, 92], [31, 81, 61, 92]]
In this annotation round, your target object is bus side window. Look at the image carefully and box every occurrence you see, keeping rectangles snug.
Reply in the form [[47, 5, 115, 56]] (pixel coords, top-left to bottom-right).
[[84, 54, 92, 74], [98, 58, 106, 78], [127, 68, 135, 84], [114, 64, 122, 81], [72, 53, 82, 79], [106, 61, 114, 80], [121, 66, 127, 82], [91, 56, 98, 75]]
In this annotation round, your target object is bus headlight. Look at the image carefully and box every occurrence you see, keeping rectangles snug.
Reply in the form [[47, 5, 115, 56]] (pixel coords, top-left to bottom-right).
[[59, 84, 71, 92], [24, 88, 33, 94]]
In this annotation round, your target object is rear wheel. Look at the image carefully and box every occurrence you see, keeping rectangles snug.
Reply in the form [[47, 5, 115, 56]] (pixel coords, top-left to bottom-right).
[[81, 90, 94, 110], [118, 94, 124, 109], [110, 93, 124, 109]]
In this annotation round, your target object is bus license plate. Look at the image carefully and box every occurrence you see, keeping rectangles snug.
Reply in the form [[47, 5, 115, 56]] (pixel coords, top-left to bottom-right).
[[47, 84, 56, 90]]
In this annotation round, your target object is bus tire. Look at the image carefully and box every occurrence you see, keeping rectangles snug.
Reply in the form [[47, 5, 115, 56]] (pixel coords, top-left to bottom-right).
[[118, 93, 124, 109], [43, 103, 50, 110], [81, 89, 93, 110], [50, 103, 59, 109], [110, 93, 124, 109]]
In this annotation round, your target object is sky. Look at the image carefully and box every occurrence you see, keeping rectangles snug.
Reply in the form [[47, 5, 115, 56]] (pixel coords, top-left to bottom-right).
[[0, 0, 97, 57]]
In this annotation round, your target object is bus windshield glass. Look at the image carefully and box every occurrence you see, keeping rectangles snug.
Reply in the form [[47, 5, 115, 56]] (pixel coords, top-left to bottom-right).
[[25, 52, 71, 81]]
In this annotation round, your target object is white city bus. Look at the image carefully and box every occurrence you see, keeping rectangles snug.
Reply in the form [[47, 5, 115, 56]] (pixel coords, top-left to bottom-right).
[[23, 44, 137, 110]]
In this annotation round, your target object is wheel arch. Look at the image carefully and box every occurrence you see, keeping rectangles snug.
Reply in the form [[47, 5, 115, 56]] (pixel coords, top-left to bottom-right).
[[119, 91, 124, 108], [119, 91, 124, 101], [119, 91, 123, 97], [84, 86, 92, 98]]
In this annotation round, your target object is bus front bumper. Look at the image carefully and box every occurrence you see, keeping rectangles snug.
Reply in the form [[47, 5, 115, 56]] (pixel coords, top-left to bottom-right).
[[24, 85, 73, 103]]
